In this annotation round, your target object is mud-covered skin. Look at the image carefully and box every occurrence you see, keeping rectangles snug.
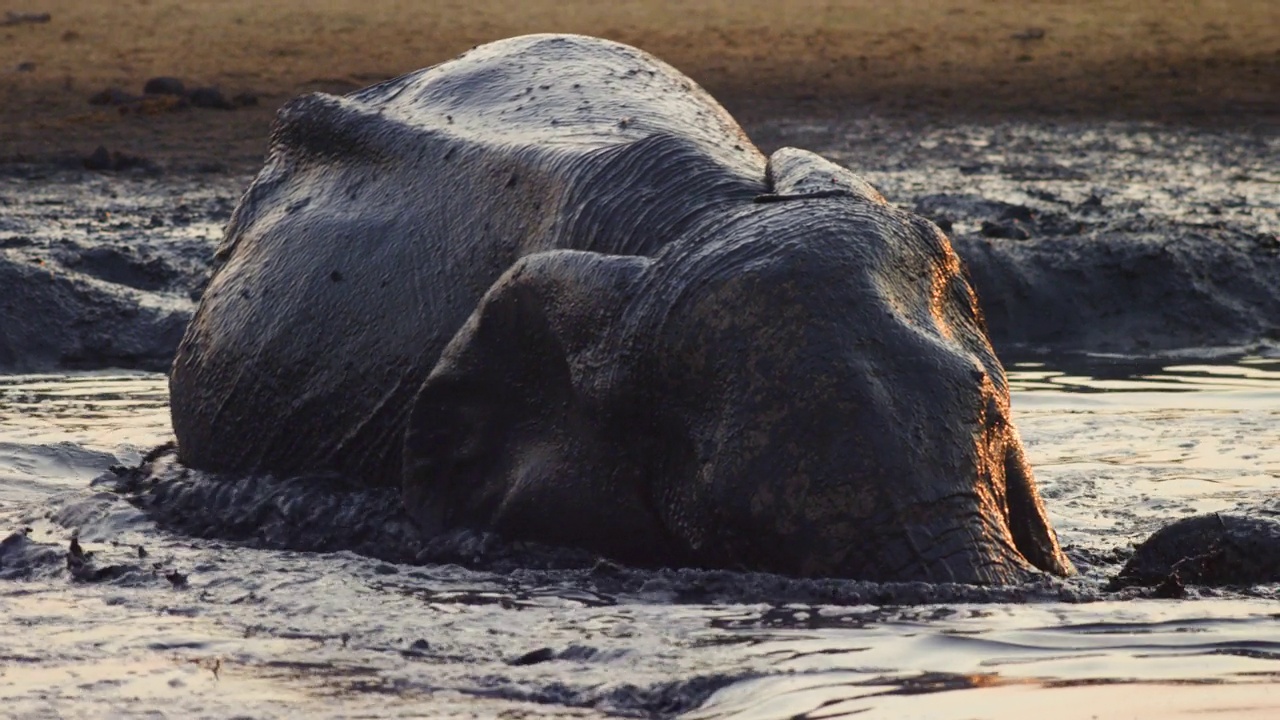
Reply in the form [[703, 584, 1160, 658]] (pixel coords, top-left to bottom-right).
[[169, 34, 1071, 583]]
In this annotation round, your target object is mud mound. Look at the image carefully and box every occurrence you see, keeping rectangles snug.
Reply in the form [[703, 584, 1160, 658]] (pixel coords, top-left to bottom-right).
[[0, 253, 190, 371], [0, 170, 232, 372], [950, 207, 1280, 354]]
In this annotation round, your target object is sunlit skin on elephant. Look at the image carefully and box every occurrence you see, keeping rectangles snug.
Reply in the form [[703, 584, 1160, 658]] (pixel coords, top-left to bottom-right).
[[169, 34, 1074, 584]]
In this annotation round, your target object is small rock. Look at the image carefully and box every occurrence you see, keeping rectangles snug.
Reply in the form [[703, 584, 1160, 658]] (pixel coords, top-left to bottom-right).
[[165, 570, 189, 588], [15, 61, 35, 72], [89, 87, 138, 106], [83, 146, 152, 172], [1, 11, 51, 26], [143, 76, 186, 96], [509, 647, 556, 666], [980, 220, 1031, 240], [1011, 28, 1046, 41], [400, 638, 431, 657], [188, 87, 234, 110], [232, 92, 259, 107], [1113, 514, 1280, 588], [82, 146, 113, 171]]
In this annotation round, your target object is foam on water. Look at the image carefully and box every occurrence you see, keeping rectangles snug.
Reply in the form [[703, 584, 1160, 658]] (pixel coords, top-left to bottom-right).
[[2, 357, 1278, 718]]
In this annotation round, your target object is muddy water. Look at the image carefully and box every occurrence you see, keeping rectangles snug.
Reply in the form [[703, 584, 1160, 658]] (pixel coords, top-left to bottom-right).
[[2, 358, 1278, 718]]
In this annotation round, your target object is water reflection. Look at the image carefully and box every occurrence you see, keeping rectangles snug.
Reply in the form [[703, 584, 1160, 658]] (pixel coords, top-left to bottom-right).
[[0, 372, 170, 502], [690, 604, 1280, 719], [0, 372, 170, 450], [1008, 354, 1280, 395]]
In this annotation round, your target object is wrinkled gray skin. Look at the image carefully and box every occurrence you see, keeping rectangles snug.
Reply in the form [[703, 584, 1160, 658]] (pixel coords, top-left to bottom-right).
[[170, 34, 1073, 584]]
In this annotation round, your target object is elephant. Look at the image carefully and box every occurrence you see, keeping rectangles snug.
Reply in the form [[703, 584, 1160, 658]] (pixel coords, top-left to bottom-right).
[[167, 33, 1074, 584]]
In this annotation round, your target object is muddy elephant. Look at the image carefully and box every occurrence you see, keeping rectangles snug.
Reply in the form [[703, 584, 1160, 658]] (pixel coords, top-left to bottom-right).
[[169, 34, 1073, 583]]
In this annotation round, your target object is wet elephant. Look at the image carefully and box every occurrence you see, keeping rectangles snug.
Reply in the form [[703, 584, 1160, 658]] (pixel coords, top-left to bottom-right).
[[169, 34, 1073, 583]]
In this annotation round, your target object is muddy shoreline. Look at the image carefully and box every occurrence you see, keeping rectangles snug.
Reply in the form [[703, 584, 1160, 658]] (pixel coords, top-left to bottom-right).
[[4, 0, 1278, 174], [3, 115, 1277, 373]]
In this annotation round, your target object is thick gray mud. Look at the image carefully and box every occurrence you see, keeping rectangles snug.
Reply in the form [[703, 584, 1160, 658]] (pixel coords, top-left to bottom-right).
[[0, 170, 229, 372]]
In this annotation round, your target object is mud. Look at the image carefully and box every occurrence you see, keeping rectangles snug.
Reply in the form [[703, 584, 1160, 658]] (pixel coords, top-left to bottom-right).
[[1115, 513, 1280, 590], [0, 168, 231, 371], [5, 0, 1278, 176], [2, 360, 1279, 717], [3, 117, 1276, 376]]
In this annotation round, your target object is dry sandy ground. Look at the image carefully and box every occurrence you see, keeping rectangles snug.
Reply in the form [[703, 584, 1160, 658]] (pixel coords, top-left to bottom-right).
[[1, 0, 1277, 171]]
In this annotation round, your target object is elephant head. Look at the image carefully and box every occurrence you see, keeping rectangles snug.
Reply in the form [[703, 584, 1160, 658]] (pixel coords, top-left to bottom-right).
[[402, 148, 1073, 583]]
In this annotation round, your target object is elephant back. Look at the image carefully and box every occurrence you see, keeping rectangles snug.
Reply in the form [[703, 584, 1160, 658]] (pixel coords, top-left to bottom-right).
[[170, 34, 766, 487]]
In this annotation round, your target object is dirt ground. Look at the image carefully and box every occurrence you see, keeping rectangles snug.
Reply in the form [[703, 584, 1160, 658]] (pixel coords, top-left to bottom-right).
[[1, 0, 1277, 172]]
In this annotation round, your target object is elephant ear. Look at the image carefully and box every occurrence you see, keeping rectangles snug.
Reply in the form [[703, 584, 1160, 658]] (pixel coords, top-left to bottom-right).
[[401, 250, 660, 554], [763, 147, 886, 204]]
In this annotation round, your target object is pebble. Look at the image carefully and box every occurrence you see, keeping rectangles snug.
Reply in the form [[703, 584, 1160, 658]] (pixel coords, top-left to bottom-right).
[[83, 146, 151, 172], [144, 77, 186, 96], [88, 87, 139, 107], [1, 11, 51, 26], [188, 87, 234, 110]]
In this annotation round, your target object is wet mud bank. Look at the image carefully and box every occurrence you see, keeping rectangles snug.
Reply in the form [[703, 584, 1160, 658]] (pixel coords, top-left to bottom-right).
[[2, 117, 1277, 374], [0, 167, 233, 372]]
